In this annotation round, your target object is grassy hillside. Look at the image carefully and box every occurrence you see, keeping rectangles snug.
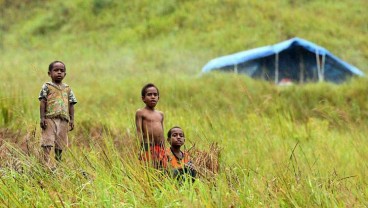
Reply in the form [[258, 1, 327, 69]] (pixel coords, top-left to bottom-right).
[[1, 0, 368, 207], [1, 0, 367, 74]]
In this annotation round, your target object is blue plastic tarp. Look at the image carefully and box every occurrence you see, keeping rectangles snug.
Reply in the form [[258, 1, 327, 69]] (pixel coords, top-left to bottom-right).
[[202, 37, 364, 83]]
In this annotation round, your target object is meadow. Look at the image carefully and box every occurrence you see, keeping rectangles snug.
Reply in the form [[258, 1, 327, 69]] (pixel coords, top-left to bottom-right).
[[1, 0, 368, 207]]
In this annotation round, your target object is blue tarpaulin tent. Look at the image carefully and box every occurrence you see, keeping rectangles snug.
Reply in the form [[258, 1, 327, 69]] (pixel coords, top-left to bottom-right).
[[202, 37, 364, 84]]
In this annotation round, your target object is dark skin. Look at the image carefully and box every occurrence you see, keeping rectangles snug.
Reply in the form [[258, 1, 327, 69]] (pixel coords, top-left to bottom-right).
[[40, 62, 76, 166], [40, 62, 74, 131], [168, 128, 185, 158], [135, 87, 165, 145], [167, 127, 195, 170]]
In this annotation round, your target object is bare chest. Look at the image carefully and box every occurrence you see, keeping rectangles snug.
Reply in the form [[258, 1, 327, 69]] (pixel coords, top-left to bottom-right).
[[142, 112, 162, 123]]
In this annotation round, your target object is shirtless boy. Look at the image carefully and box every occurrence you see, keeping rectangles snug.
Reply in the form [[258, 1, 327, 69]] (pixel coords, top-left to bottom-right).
[[135, 83, 166, 169]]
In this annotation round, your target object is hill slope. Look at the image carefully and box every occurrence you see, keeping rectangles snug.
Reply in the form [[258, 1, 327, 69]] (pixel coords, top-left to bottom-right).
[[0, 1, 368, 207], [1, 0, 367, 74]]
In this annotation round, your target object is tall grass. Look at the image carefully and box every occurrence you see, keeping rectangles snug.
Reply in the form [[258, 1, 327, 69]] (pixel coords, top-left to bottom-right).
[[1, 72, 367, 206], [1, 0, 368, 207]]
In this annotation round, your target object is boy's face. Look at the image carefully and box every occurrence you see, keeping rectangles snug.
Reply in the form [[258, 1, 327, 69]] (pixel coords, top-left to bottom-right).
[[168, 128, 185, 147], [142, 87, 159, 108], [48, 62, 66, 84]]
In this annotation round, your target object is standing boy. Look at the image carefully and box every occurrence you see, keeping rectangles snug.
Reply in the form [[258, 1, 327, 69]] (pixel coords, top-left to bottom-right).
[[135, 83, 166, 169], [39, 61, 77, 168]]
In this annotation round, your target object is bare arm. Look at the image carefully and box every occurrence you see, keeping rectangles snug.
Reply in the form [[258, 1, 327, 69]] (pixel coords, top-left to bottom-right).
[[161, 111, 164, 135], [135, 110, 144, 143], [40, 99, 47, 129], [69, 103, 74, 131]]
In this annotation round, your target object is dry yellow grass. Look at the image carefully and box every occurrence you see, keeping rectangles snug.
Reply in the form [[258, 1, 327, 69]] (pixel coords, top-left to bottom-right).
[[190, 142, 221, 179]]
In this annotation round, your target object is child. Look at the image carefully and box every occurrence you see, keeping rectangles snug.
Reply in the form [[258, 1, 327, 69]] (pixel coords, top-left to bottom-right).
[[166, 126, 196, 182], [39, 61, 77, 168], [135, 83, 166, 169]]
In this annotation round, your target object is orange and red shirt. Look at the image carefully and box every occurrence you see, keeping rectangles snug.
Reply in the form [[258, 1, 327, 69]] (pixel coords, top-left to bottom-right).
[[166, 148, 190, 170]]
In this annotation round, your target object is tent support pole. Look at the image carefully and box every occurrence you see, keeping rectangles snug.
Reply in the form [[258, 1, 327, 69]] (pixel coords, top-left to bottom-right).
[[321, 54, 325, 81], [234, 64, 238, 74], [275, 53, 279, 84], [261, 62, 266, 80], [299, 54, 304, 84], [316, 50, 322, 82]]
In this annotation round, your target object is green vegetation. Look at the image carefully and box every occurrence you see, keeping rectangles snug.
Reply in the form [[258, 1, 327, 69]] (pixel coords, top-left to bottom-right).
[[1, 0, 367, 207]]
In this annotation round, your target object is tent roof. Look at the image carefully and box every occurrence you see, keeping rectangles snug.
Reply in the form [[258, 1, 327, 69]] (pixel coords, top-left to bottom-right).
[[202, 37, 364, 76]]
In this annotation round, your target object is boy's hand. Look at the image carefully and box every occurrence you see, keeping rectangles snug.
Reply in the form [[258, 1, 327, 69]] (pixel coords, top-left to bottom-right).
[[40, 118, 47, 129], [185, 161, 196, 171], [69, 120, 74, 131]]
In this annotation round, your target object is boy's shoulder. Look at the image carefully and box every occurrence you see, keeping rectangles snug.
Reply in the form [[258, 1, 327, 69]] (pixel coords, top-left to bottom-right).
[[43, 82, 70, 87], [156, 109, 164, 115], [136, 107, 143, 113], [166, 148, 191, 159], [135, 108, 164, 116], [135, 108, 146, 116], [136, 107, 161, 112]]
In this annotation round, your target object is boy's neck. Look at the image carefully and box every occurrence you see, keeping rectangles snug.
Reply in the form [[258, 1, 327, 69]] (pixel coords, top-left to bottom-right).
[[170, 146, 183, 159], [145, 106, 155, 110], [52, 81, 63, 86], [170, 146, 181, 153]]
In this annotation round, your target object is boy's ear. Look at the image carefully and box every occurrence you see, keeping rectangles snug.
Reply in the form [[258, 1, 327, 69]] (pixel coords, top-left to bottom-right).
[[48, 71, 51, 76]]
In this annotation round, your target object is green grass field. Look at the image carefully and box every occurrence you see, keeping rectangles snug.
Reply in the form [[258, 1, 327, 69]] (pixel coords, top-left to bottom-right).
[[1, 0, 368, 207]]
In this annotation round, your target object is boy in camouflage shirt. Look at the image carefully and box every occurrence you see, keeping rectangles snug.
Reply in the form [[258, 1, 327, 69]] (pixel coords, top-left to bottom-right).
[[39, 61, 77, 168]]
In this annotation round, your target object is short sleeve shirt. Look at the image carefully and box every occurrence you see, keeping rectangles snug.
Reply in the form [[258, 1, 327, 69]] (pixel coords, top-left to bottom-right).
[[38, 82, 77, 104]]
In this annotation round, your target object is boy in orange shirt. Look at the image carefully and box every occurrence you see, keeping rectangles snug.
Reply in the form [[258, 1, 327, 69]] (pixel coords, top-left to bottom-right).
[[166, 126, 196, 182]]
